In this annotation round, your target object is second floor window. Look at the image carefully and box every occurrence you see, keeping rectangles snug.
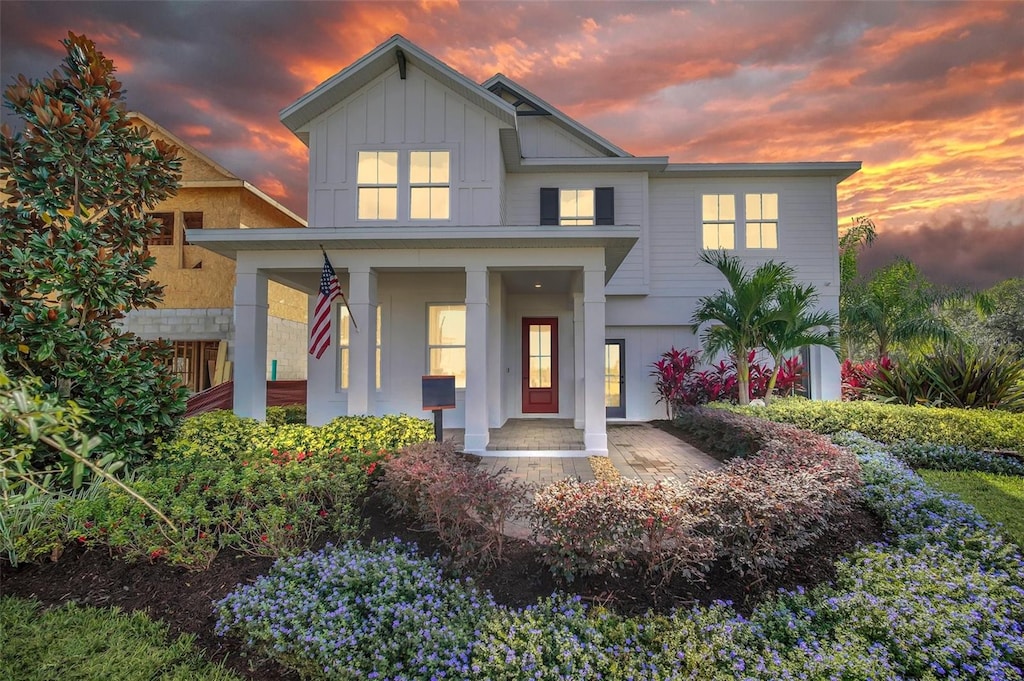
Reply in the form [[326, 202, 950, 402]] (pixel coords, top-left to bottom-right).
[[702, 194, 736, 250], [559, 189, 595, 225], [745, 193, 778, 249], [146, 212, 175, 246], [357, 151, 398, 220], [540, 187, 614, 226], [410, 151, 450, 220]]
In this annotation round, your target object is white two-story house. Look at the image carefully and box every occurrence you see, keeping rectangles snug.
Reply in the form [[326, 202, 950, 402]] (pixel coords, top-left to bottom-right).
[[189, 35, 859, 456]]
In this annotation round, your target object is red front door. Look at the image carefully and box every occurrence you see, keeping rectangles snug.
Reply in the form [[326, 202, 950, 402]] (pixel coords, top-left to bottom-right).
[[522, 317, 558, 413]]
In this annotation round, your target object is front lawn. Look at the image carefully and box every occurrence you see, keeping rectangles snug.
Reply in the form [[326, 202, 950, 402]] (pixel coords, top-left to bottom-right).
[[918, 469, 1024, 545]]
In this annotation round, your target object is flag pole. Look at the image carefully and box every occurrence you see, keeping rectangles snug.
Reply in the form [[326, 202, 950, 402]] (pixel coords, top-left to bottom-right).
[[320, 245, 358, 332]]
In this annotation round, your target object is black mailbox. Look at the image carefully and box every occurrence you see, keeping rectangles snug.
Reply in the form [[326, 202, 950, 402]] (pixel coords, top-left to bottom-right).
[[422, 375, 456, 442]]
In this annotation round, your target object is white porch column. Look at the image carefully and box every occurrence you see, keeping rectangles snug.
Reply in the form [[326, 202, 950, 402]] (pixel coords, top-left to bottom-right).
[[573, 289, 585, 430], [464, 266, 490, 451], [583, 266, 607, 454], [810, 345, 842, 400], [347, 266, 378, 415], [234, 269, 268, 420]]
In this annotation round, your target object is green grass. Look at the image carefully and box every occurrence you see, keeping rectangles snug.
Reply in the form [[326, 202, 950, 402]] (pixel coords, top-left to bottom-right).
[[0, 597, 243, 681], [918, 469, 1024, 546]]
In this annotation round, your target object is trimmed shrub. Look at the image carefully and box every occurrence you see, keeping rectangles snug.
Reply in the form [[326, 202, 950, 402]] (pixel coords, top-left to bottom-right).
[[265, 405, 306, 425], [532, 478, 714, 583], [380, 442, 529, 567], [841, 356, 892, 401], [72, 446, 377, 568], [163, 411, 434, 461], [886, 439, 1024, 476], [726, 397, 1024, 454], [216, 540, 494, 680]]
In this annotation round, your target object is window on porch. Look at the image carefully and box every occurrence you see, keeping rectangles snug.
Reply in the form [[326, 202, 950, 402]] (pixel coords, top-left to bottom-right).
[[427, 304, 466, 388], [338, 306, 382, 390]]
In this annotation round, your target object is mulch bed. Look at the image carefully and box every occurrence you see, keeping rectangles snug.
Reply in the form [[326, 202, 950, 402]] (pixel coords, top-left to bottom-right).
[[1, 494, 885, 680]]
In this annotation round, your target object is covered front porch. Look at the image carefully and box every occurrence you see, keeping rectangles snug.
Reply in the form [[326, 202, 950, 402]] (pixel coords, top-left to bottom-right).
[[189, 225, 638, 456]]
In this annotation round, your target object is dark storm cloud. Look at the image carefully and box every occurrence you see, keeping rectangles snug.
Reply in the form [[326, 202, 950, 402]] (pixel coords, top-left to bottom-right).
[[859, 216, 1024, 290]]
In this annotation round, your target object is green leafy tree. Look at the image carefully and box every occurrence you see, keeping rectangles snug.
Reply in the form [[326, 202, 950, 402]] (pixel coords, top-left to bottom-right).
[[762, 284, 839, 401], [838, 216, 876, 358], [691, 251, 795, 405], [0, 32, 186, 467], [842, 257, 957, 359]]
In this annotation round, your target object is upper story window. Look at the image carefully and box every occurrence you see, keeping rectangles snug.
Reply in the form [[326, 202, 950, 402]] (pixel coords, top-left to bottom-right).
[[701, 194, 736, 250], [745, 193, 778, 249], [702, 193, 780, 251], [540, 187, 614, 226], [146, 212, 175, 246], [357, 151, 398, 220], [427, 303, 466, 389], [410, 151, 450, 220], [559, 189, 595, 225]]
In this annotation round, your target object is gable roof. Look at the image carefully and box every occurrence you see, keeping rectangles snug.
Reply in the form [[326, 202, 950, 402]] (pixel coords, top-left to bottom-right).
[[127, 112, 306, 226], [483, 74, 631, 158], [280, 35, 517, 144]]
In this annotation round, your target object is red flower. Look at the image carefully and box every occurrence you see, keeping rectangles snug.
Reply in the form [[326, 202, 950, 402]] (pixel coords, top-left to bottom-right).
[[318, 509, 328, 518], [260, 534, 268, 542]]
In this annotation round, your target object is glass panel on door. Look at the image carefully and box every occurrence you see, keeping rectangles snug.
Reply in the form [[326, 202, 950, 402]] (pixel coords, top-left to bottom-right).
[[528, 324, 552, 388]]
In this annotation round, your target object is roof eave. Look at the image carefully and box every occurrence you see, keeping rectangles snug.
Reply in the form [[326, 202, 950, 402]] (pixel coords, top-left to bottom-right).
[[659, 162, 862, 182]]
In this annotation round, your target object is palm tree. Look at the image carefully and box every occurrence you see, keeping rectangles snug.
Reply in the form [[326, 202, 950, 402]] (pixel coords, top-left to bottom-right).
[[762, 284, 839, 402], [691, 251, 795, 405]]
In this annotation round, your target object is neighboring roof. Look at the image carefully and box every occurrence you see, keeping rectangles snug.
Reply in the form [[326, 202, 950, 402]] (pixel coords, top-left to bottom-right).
[[483, 74, 631, 159], [280, 35, 517, 143], [128, 111, 307, 226], [127, 111, 239, 181]]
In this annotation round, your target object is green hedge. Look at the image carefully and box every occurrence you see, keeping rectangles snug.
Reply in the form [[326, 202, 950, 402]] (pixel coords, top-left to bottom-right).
[[723, 398, 1024, 454], [162, 411, 434, 461]]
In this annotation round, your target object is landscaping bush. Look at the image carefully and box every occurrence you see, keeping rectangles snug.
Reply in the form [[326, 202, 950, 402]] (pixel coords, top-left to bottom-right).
[[1, 597, 242, 681], [216, 540, 494, 680], [841, 356, 893, 401], [72, 446, 377, 568], [164, 411, 433, 461], [379, 441, 529, 566], [265, 404, 307, 425], [531, 478, 714, 583], [0, 483, 104, 566], [728, 397, 1024, 454], [886, 439, 1024, 475], [871, 347, 1024, 411]]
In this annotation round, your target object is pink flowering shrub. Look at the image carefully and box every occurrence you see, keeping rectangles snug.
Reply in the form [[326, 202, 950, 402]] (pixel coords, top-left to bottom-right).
[[380, 441, 529, 566], [531, 478, 714, 583]]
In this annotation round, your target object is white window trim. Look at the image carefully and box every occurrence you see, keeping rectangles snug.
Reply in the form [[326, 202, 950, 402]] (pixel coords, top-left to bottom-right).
[[698, 191, 781, 253]]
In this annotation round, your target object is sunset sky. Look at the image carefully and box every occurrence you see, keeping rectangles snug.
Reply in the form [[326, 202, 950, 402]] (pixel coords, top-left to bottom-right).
[[2, 1, 1021, 289]]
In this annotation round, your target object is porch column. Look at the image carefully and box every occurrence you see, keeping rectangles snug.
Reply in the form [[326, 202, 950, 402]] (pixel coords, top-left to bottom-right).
[[572, 289, 585, 430], [809, 345, 842, 400], [234, 269, 268, 420], [583, 266, 607, 454], [464, 266, 490, 451], [347, 266, 378, 415]]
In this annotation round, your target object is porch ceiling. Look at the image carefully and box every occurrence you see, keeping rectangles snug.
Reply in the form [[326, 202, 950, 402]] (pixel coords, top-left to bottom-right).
[[187, 225, 639, 283]]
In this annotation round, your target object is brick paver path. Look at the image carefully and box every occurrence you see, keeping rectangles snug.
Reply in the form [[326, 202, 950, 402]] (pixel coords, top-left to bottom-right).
[[607, 423, 721, 483]]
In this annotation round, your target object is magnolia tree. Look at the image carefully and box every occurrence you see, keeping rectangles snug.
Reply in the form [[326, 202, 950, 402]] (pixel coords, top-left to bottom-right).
[[0, 33, 186, 467]]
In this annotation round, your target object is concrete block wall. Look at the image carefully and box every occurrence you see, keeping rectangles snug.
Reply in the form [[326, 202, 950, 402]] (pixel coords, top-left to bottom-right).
[[267, 315, 308, 380]]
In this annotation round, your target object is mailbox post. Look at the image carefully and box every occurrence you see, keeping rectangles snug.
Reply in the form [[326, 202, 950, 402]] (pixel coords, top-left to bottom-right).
[[421, 375, 456, 442]]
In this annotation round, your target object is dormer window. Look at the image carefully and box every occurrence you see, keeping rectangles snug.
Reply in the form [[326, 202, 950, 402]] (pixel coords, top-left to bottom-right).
[[540, 187, 614, 226], [410, 151, 450, 220], [357, 151, 398, 220]]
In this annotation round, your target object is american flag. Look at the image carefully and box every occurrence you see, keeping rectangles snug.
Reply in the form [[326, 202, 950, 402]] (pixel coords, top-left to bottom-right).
[[309, 253, 341, 359]]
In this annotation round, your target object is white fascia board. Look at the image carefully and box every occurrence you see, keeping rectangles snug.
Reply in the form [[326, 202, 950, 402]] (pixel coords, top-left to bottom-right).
[[513, 156, 670, 173], [660, 162, 862, 182], [280, 35, 516, 137]]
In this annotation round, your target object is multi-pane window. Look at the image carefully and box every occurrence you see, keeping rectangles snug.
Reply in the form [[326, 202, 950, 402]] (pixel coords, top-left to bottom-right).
[[559, 189, 595, 225], [427, 304, 466, 388], [702, 195, 736, 250], [338, 306, 383, 390], [410, 151, 450, 220], [745, 193, 779, 249], [357, 151, 398, 220], [146, 212, 175, 246]]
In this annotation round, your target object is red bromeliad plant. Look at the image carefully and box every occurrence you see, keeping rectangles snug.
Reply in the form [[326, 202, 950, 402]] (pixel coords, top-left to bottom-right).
[[841, 356, 894, 401]]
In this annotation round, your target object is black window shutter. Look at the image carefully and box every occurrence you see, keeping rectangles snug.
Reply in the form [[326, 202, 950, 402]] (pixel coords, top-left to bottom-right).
[[596, 187, 614, 225], [540, 188, 559, 225]]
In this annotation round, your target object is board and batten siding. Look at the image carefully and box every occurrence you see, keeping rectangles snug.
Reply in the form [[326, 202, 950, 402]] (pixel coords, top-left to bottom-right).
[[516, 117, 607, 158], [306, 64, 507, 228]]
